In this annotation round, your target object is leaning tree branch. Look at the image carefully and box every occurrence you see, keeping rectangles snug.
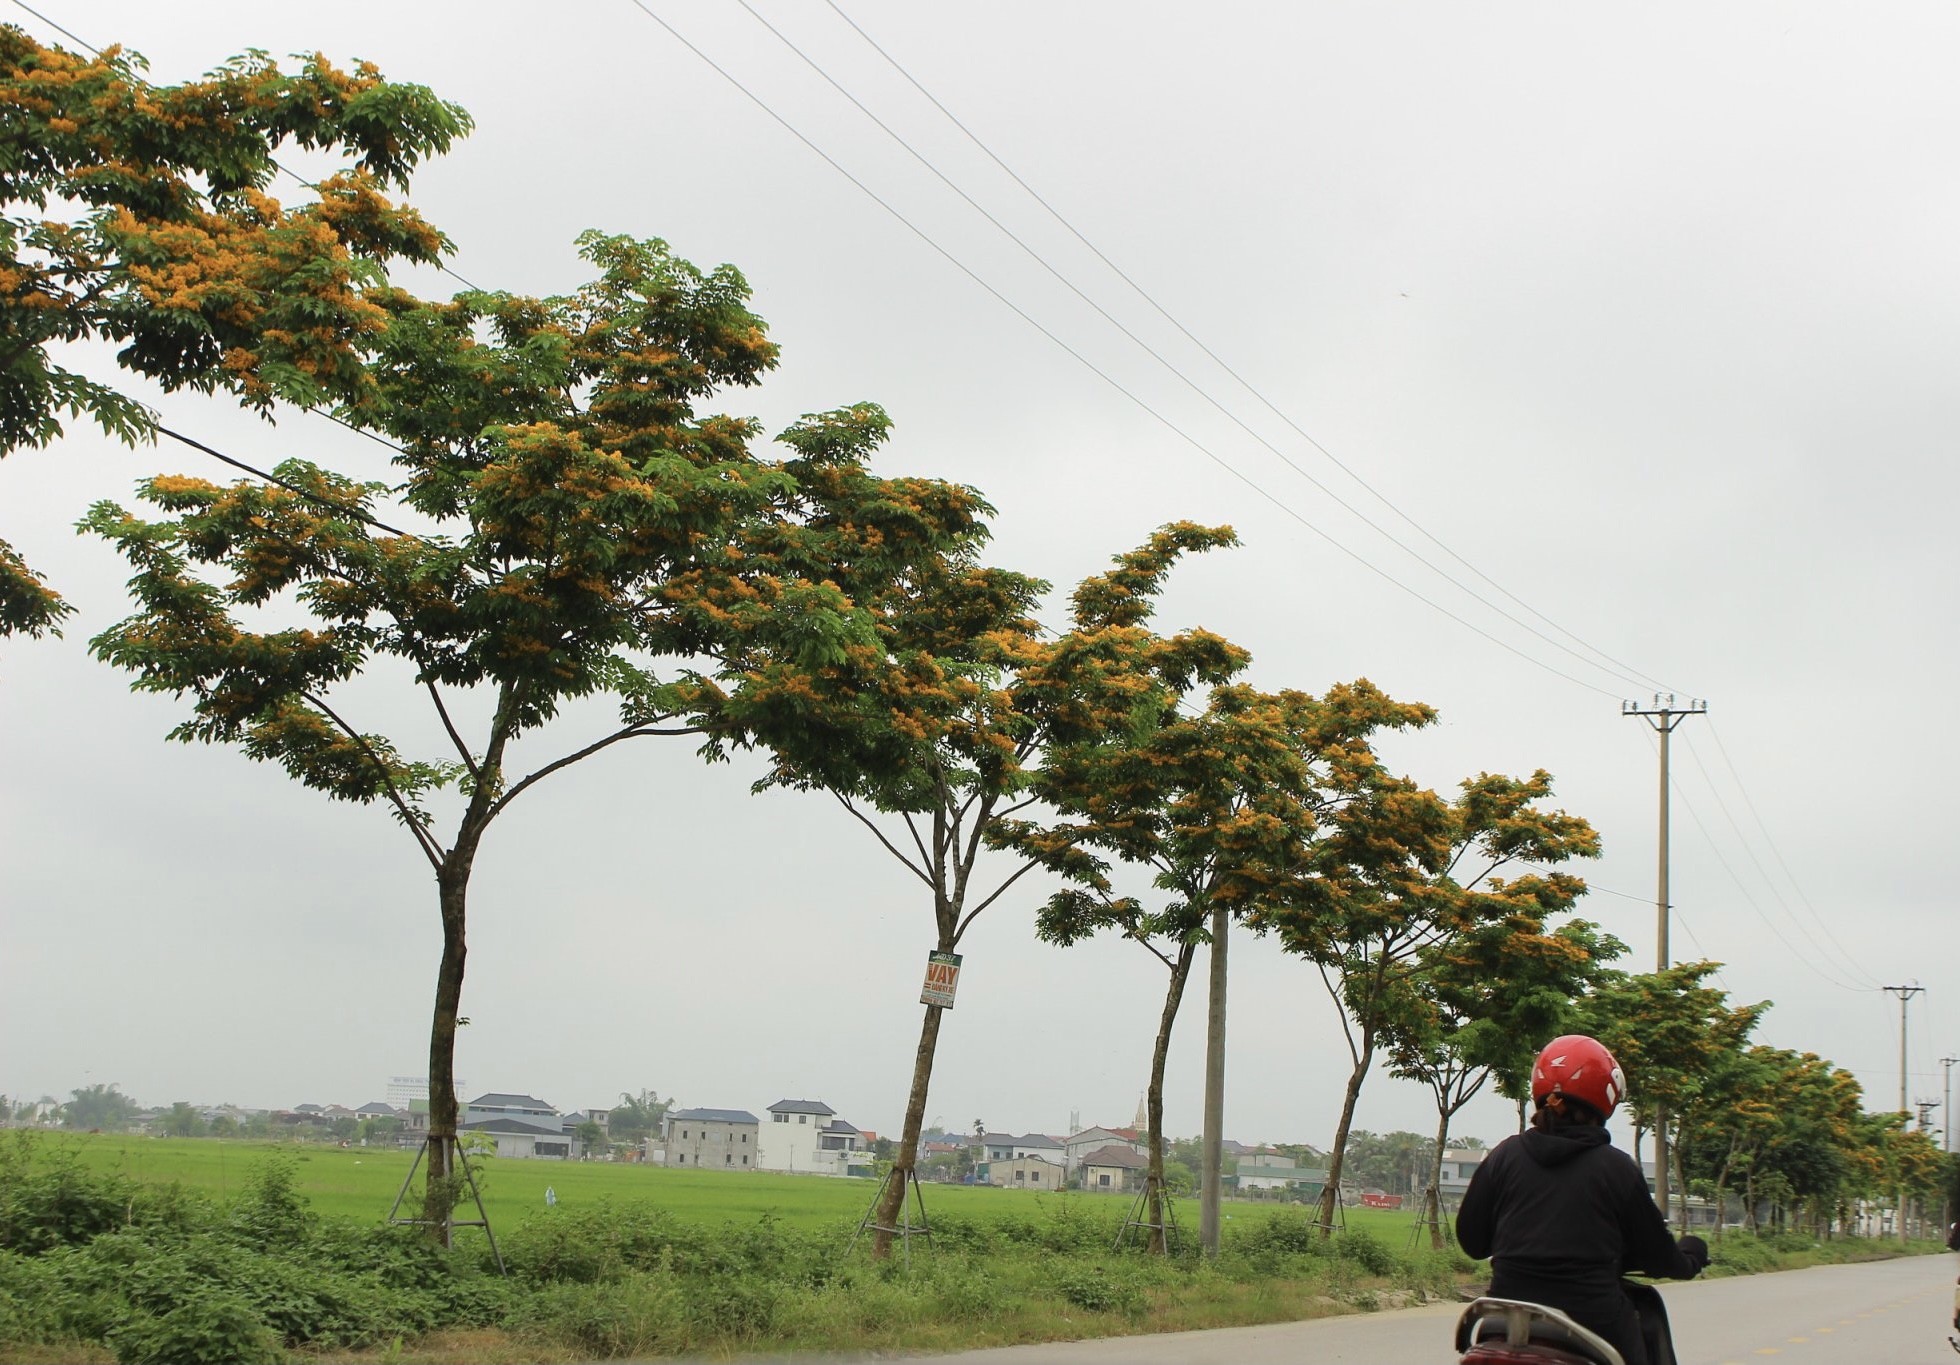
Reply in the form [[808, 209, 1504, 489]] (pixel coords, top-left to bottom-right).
[[301, 690, 445, 871], [423, 679, 480, 782], [954, 853, 1043, 942], [901, 810, 934, 873], [1317, 958, 1363, 1067], [487, 721, 707, 823], [837, 794, 934, 890]]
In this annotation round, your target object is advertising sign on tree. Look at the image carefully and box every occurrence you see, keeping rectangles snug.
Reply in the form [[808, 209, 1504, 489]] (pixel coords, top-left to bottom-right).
[[920, 951, 963, 1008]]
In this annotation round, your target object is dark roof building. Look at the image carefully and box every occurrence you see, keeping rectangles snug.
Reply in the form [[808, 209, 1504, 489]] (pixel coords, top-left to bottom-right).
[[1080, 1144, 1149, 1170], [462, 1117, 563, 1137], [467, 1092, 555, 1112], [767, 1099, 836, 1117], [670, 1107, 760, 1125]]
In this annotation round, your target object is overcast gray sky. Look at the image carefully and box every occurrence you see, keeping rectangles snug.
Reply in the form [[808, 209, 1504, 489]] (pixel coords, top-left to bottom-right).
[[3, 1, 1955, 1153]]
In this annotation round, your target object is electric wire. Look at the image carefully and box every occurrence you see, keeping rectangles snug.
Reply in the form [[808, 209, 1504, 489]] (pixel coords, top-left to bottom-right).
[[728, 0, 1666, 699], [820, 0, 1682, 700], [19, 0, 1634, 699], [1667, 906, 1731, 993], [154, 425, 414, 539], [1702, 717, 1879, 988], [4, 0, 487, 295], [617, 0, 1630, 700], [1677, 732, 1881, 990], [1636, 729, 1868, 994]]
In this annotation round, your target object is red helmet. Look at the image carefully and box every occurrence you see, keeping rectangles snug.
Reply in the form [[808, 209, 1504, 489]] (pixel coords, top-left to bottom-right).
[[1531, 1035, 1626, 1119]]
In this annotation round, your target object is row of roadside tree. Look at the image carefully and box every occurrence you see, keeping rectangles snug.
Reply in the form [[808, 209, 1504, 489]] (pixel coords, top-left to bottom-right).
[[2, 26, 1945, 1260]]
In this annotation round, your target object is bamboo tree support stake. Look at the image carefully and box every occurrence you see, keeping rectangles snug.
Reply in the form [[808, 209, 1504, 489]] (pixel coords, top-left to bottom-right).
[[1311, 1180, 1348, 1235], [1115, 1172, 1182, 1253], [386, 1134, 506, 1274], [849, 1164, 933, 1267], [1408, 1196, 1452, 1251]]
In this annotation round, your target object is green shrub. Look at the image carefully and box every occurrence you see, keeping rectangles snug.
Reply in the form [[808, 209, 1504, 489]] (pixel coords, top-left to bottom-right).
[[922, 1262, 1013, 1320], [1333, 1227, 1400, 1276], [686, 1274, 781, 1339], [1053, 1265, 1146, 1316], [519, 1273, 688, 1358], [111, 1289, 282, 1365], [1234, 1209, 1327, 1258]]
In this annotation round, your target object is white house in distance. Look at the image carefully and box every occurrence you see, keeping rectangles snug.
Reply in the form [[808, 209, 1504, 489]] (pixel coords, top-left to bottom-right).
[[757, 1099, 870, 1175], [1424, 1147, 1491, 1210], [1079, 1144, 1148, 1192], [665, 1107, 761, 1170], [1237, 1152, 1328, 1195], [1063, 1126, 1145, 1176]]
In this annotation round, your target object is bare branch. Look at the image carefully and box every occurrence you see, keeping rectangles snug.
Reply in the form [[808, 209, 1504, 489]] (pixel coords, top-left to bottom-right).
[[1125, 921, 1178, 974], [994, 795, 1041, 820], [424, 680, 480, 782], [487, 722, 707, 823], [953, 853, 1043, 942], [838, 794, 935, 889], [301, 691, 444, 871], [1317, 959, 1362, 1066], [901, 811, 934, 871]]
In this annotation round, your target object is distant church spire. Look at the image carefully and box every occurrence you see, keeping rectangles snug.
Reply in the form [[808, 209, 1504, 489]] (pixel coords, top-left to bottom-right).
[[1135, 1091, 1148, 1133]]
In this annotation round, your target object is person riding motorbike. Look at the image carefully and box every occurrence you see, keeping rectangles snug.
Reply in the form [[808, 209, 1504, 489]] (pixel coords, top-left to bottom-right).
[[1457, 1035, 1709, 1365]]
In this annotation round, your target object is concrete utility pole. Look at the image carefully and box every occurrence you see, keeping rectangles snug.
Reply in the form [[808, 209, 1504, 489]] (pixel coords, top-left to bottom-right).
[[1941, 1057, 1958, 1154], [1883, 985, 1924, 1115], [1623, 693, 1706, 1223], [1199, 905, 1229, 1255], [1882, 984, 1923, 1244]]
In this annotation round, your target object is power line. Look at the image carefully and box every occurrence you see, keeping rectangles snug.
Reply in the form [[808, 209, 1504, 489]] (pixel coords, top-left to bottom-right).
[[154, 425, 414, 539], [729, 0, 1668, 699], [616, 0, 1632, 700], [825, 0, 1684, 703], [1676, 731, 1880, 990], [1700, 717, 1879, 988], [4, 0, 486, 295], [1637, 728, 1869, 994]]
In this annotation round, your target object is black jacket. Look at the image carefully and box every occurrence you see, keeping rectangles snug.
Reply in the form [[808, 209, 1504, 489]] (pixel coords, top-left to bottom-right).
[[1457, 1126, 1700, 1332]]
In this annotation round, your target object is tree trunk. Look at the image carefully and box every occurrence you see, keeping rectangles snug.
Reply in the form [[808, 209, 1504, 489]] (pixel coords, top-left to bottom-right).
[[423, 862, 469, 1239], [1317, 1029, 1375, 1236], [871, 999, 945, 1257], [1674, 1140, 1689, 1232], [1426, 1105, 1451, 1249], [1711, 1145, 1735, 1243], [1144, 944, 1197, 1253]]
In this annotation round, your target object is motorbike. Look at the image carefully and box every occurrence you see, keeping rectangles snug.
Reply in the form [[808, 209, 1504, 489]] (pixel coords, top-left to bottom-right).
[[1455, 1282, 1678, 1365], [1948, 1269, 1959, 1355]]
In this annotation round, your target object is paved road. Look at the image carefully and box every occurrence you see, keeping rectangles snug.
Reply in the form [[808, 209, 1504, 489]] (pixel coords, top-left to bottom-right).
[[915, 1254, 1956, 1365]]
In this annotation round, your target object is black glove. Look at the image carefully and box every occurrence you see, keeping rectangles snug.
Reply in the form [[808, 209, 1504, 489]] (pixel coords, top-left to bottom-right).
[[1676, 1234, 1709, 1274]]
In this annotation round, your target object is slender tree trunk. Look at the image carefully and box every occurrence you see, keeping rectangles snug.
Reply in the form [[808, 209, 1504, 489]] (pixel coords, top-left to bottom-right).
[[1711, 1146, 1735, 1243], [423, 862, 469, 1239], [871, 999, 945, 1257], [1318, 1029, 1375, 1235], [1426, 1105, 1451, 1248], [1674, 1139, 1689, 1231], [1144, 944, 1197, 1253], [1516, 1095, 1527, 1134], [417, 704, 505, 1245]]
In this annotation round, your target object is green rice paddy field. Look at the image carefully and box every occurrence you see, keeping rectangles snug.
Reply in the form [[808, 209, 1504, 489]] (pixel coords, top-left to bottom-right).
[[46, 1134, 1417, 1242]]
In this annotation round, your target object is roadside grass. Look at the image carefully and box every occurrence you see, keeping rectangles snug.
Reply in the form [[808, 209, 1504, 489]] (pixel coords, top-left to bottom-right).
[[4, 1133, 1943, 1364]]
